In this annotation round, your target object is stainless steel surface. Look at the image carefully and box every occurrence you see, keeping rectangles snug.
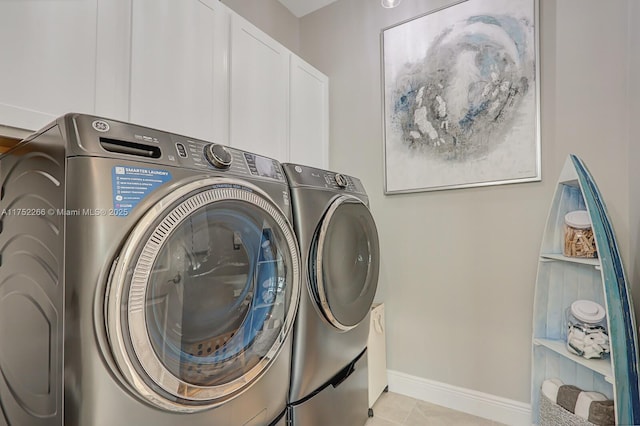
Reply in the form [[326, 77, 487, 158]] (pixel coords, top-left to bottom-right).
[[0, 113, 299, 425], [282, 163, 380, 406], [270, 413, 287, 426], [289, 351, 369, 426], [0, 125, 65, 426]]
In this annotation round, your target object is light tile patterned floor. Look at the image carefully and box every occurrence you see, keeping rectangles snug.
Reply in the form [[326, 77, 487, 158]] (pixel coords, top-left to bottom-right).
[[365, 391, 506, 426]]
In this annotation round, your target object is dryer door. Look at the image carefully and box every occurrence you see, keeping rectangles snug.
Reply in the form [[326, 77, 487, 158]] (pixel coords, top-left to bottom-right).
[[105, 178, 300, 412], [310, 195, 379, 331]]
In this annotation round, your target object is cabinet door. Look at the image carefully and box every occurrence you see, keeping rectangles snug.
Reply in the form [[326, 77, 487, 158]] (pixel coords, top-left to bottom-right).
[[129, 0, 229, 143], [0, 0, 99, 130], [229, 13, 289, 161], [289, 56, 329, 169], [95, 0, 133, 123]]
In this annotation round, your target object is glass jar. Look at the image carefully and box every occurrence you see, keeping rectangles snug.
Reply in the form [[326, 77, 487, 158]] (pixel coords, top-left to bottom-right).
[[565, 300, 609, 359], [563, 210, 597, 258]]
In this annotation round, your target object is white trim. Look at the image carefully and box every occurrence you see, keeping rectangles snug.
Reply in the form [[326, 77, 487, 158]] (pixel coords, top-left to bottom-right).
[[0, 103, 54, 132], [387, 370, 532, 426]]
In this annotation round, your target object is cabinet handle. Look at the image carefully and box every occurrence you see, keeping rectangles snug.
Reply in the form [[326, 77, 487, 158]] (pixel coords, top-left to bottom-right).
[[374, 313, 384, 334]]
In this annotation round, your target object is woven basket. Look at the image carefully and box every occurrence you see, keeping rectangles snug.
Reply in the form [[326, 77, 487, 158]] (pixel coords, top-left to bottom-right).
[[539, 393, 597, 426]]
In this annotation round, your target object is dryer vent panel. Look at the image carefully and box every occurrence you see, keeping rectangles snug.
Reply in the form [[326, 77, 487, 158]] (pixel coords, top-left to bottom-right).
[[0, 126, 65, 426]]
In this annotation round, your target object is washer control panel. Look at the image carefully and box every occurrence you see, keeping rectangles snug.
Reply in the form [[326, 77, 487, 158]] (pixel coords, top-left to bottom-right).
[[159, 136, 285, 182], [243, 152, 285, 181], [73, 114, 286, 182]]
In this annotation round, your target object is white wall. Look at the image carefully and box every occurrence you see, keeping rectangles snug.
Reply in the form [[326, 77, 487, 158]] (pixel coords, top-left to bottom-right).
[[298, 0, 636, 404]]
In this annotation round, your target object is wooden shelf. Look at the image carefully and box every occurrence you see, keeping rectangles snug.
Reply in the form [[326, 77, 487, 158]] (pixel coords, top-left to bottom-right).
[[0, 135, 21, 154], [559, 178, 579, 188], [540, 253, 600, 267], [534, 338, 614, 384]]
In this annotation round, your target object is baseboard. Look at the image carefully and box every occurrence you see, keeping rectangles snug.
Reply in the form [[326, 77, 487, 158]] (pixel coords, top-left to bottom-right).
[[387, 369, 532, 426]]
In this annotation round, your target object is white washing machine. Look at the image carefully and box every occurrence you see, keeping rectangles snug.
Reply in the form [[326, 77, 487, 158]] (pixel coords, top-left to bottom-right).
[[282, 164, 380, 426], [0, 114, 300, 425]]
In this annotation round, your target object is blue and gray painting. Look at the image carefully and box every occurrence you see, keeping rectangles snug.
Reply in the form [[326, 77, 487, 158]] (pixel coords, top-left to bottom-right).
[[390, 14, 534, 162]]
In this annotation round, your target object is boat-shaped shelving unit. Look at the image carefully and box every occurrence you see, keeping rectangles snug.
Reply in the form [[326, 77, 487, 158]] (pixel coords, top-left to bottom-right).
[[532, 154, 640, 425]]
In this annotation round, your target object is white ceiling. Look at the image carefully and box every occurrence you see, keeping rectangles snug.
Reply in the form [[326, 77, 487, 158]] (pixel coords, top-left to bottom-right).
[[277, 0, 339, 17]]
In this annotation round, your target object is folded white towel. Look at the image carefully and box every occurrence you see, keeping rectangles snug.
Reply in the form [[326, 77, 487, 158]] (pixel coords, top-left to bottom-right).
[[541, 378, 564, 402], [575, 391, 608, 420]]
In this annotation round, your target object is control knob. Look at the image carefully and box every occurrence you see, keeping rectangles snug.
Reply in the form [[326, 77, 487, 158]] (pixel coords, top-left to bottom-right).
[[334, 173, 348, 188], [204, 144, 232, 169]]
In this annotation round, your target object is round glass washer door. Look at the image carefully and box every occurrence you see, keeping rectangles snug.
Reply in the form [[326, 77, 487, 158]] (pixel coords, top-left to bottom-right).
[[310, 195, 379, 331], [106, 178, 300, 412]]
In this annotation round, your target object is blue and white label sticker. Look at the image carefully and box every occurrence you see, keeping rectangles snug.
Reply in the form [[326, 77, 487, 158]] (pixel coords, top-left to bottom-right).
[[112, 166, 172, 216]]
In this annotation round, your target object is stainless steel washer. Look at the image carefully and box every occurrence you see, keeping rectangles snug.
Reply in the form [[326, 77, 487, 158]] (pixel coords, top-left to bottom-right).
[[0, 114, 300, 425], [283, 164, 380, 426]]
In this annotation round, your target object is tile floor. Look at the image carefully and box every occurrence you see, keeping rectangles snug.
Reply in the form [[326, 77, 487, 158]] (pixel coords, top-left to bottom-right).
[[365, 391, 506, 426]]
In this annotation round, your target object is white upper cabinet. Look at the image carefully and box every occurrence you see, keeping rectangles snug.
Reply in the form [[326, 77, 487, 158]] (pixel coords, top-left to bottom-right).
[[0, 0, 99, 131], [127, 0, 229, 143], [0, 1, 329, 166], [95, 0, 133, 123], [229, 12, 289, 161], [289, 56, 329, 169]]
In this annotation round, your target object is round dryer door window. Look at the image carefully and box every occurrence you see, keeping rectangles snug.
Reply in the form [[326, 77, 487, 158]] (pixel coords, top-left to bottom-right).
[[105, 178, 300, 412], [311, 195, 380, 331]]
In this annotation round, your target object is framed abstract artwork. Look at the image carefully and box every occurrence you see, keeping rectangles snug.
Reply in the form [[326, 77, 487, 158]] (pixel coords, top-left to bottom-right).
[[382, 0, 540, 193]]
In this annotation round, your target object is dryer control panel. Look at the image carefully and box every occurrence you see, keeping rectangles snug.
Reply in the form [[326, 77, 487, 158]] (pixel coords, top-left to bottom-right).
[[282, 163, 366, 194]]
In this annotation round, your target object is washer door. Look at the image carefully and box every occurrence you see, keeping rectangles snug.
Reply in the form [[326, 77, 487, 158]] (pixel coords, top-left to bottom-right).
[[106, 178, 300, 412], [310, 195, 379, 331]]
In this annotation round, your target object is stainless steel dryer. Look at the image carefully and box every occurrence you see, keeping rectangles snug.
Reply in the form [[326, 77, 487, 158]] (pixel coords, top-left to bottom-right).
[[283, 164, 380, 426], [0, 114, 300, 426]]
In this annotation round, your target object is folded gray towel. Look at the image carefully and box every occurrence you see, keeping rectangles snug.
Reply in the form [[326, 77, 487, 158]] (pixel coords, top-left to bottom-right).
[[542, 379, 615, 426], [557, 384, 582, 413], [589, 400, 615, 426]]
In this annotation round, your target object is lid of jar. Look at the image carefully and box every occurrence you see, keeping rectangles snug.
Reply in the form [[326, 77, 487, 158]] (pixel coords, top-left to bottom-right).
[[565, 210, 592, 229], [571, 300, 606, 323]]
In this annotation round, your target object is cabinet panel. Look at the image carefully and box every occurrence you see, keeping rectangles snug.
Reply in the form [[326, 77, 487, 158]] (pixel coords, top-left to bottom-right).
[[367, 303, 387, 410], [0, 0, 98, 130], [129, 0, 228, 142], [95, 0, 132, 122], [289, 56, 329, 169], [229, 13, 289, 160]]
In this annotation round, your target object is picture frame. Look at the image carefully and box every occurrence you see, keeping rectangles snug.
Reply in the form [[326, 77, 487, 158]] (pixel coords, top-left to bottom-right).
[[381, 0, 540, 194]]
